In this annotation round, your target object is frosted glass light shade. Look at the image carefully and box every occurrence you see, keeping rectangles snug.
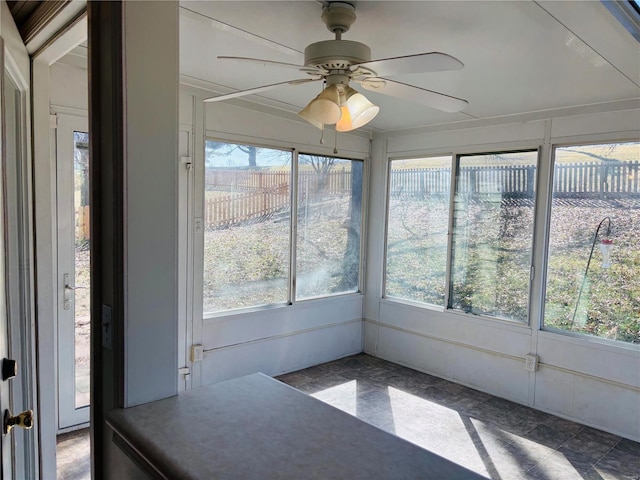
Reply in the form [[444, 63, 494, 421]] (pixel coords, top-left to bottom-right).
[[298, 84, 342, 127], [336, 87, 379, 132], [298, 103, 323, 130]]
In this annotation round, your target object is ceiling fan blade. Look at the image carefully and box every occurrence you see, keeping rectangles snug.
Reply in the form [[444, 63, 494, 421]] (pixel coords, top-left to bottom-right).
[[203, 78, 321, 103], [358, 78, 468, 113], [353, 52, 464, 77], [218, 56, 326, 75]]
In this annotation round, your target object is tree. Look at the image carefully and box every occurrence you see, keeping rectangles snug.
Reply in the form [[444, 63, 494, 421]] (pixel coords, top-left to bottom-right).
[[302, 155, 336, 191], [206, 141, 257, 168], [74, 132, 90, 207], [238, 145, 257, 167]]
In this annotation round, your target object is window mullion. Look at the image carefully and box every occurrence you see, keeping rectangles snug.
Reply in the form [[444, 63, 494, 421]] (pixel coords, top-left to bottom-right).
[[528, 140, 553, 331], [444, 153, 459, 310], [289, 149, 299, 305]]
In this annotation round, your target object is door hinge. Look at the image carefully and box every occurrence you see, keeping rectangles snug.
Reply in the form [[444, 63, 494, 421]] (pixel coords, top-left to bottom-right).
[[49, 114, 58, 129], [178, 367, 190, 378]]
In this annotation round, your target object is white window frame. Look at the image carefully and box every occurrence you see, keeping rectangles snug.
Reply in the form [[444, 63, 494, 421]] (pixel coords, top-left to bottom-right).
[[382, 153, 454, 309], [539, 138, 640, 347], [382, 144, 543, 326], [198, 137, 368, 320]]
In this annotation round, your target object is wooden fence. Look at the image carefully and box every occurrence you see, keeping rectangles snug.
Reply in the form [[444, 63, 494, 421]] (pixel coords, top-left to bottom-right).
[[204, 169, 352, 229], [205, 168, 351, 195], [553, 161, 639, 197], [390, 161, 639, 198], [75, 205, 90, 242], [205, 183, 290, 229], [202, 161, 639, 229]]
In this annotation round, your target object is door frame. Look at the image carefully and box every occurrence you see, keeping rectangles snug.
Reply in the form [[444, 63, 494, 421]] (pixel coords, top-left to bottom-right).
[[1, 1, 38, 477], [3, 44, 38, 480], [32, 14, 87, 478]]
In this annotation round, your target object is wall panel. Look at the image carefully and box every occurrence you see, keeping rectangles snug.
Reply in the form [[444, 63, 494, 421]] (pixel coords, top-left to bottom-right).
[[200, 320, 363, 385]]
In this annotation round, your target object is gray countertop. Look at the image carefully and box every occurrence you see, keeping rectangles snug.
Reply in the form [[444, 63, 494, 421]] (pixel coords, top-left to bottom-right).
[[107, 373, 484, 479]]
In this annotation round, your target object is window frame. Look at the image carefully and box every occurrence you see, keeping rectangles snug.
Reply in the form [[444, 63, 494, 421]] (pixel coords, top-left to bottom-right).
[[539, 139, 640, 347], [200, 136, 368, 319], [448, 148, 541, 324], [201, 137, 294, 317], [294, 153, 367, 302], [383, 146, 543, 326], [382, 153, 455, 309]]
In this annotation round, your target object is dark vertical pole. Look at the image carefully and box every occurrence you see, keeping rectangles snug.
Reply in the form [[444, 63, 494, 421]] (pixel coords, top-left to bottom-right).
[[88, 2, 125, 478], [336, 160, 363, 292]]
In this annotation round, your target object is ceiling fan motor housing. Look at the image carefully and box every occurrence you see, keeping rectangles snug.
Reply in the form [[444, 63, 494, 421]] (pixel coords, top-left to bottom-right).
[[304, 40, 371, 71]]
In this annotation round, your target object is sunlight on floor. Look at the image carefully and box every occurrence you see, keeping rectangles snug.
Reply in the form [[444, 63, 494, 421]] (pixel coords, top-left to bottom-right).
[[286, 355, 639, 480]]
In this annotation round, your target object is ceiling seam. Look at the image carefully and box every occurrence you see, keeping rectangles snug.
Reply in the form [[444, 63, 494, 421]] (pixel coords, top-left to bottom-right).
[[532, 0, 640, 90], [179, 6, 303, 57]]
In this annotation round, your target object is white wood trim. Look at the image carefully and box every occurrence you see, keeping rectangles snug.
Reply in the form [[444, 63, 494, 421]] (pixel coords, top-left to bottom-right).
[[32, 18, 87, 477]]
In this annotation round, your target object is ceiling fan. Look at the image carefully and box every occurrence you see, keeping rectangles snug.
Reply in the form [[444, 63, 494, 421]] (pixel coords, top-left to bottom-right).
[[204, 2, 468, 132]]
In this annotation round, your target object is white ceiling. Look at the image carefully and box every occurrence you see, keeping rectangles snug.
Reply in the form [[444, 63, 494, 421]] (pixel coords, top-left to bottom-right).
[[179, 1, 640, 133]]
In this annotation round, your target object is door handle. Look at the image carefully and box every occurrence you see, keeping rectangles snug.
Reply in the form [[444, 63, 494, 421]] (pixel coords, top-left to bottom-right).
[[63, 273, 86, 310], [63, 273, 73, 310], [3, 409, 33, 434]]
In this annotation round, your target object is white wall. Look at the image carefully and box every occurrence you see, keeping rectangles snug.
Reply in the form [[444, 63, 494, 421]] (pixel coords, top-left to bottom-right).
[[50, 62, 87, 113], [364, 102, 640, 441], [181, 86, 370, 387], [122, 0, 179, 406]]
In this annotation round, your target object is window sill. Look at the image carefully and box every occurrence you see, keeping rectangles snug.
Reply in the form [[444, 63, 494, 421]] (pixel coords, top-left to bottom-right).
[[203, 292, 364, 324]]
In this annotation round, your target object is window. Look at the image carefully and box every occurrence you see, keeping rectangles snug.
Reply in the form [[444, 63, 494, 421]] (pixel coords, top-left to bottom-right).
[[296, 155, 363, 300], [544, 142, 640, 344], [385, 156, 452, 305], [384, 150, 539, 322], [203, 142, 292, 312], [450, 151, 538, 322], [203, 141, 364, 314]]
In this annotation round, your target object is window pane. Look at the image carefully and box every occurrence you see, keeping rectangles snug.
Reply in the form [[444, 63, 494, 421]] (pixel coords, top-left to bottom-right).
[[545, 142, 640, 344], [385, 156, 451, 305], [73, 131, 91, 409], [203, 141, 291, 313], [450, 151, 538, 322], [296, 155, 362, 299]]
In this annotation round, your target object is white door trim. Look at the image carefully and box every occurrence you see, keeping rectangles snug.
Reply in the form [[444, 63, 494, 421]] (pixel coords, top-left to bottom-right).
[[31, 14, 87, 477]]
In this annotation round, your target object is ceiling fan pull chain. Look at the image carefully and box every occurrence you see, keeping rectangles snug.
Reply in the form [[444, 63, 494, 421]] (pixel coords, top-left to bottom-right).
[[334, 129, 338, 154], [320, 124, 325, 145]]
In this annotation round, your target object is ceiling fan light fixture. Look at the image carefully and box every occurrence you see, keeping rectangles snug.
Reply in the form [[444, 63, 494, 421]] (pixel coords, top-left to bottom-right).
[[301, 84, 342, 126], [298, 103, 323, 130], [336, 86, 379, 132]]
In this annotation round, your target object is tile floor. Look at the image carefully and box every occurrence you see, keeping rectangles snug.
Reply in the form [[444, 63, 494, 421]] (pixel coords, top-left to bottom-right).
[[56, 428, 90, 480], [56, 353, 639, 479], [277, 354, 640, 480]]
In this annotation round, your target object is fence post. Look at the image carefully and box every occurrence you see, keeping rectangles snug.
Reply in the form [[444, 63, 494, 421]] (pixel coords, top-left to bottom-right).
[[527, 166, 534, 197], [600, 164, 608, 198], [469, 168, 476, 194]]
